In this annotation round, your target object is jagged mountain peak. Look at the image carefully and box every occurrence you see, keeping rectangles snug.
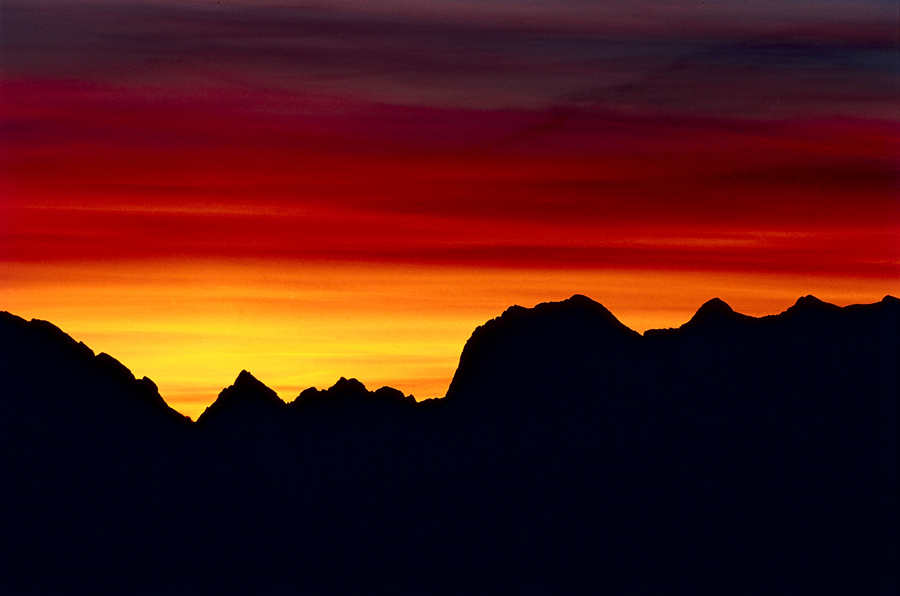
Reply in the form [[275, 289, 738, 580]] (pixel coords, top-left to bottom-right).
[[292, 377, 370, 404], [4, 296, 898, 595], [1, 311, 95, 358], [222, 370, 282, 404], [231, 369, 274, 394], [197, 370, 285, 425], [0, 310, 189, 426], [795, 294, 826, 307], [290, 377, 415, 409], [785, 294, 842, 316]]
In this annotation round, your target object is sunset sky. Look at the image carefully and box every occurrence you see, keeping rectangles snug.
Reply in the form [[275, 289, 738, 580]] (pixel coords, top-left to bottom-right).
[[2, 0, 898, 419]]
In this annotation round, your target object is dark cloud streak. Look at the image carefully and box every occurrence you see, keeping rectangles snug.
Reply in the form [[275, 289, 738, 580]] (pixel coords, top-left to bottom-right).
[[2, 0, 896, 277], [2, 1, 895, 116]]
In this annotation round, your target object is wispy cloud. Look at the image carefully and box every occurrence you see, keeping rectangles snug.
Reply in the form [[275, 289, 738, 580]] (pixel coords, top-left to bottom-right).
[[3, 1, 895, 116]]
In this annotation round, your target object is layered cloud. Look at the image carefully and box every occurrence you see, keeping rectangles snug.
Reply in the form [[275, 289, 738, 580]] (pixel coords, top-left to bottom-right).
[[2, 0, 897, 414], [3, 0, 895, 114], [2, 78, 897, 277]]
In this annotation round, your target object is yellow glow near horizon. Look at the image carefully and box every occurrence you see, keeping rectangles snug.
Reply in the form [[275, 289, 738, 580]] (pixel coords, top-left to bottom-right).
[[2, 258, 896, 420]]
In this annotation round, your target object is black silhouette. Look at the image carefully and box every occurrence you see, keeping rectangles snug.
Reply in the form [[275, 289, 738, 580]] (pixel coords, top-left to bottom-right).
[[2, 296, 897, 595]]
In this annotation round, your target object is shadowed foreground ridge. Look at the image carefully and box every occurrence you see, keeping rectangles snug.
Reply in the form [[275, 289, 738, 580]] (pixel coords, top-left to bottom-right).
[[2, 296, 898, 595]]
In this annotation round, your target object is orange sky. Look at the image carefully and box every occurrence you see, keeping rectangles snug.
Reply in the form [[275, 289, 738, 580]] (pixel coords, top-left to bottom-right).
[[1, 1, 897, 419], [2, 259, 895, 419]]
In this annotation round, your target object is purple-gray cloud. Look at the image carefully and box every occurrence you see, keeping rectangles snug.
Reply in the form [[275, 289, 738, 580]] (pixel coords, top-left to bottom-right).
[[2, 0, 895, 117]]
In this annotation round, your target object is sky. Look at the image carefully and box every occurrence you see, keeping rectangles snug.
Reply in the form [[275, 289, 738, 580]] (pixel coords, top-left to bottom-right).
[[2, 0, 898, 419]]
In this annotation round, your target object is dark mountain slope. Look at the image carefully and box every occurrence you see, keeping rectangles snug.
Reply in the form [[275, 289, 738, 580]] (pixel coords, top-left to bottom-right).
[[196, 369, 286, 429], [638, 295, 899, 594], [290, 376, 415, 412], [435, 294, 898, 594], [0, 311, 189, 431], [0, 312, 194, 595], [1, 297, 897, 595], [447, 294, 640, 404]]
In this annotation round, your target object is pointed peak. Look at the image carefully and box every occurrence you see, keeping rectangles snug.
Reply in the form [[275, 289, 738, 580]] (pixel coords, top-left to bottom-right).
[[234, 369, 264, 388], [882, 295, 899, 305], [197, 371, 284, 425], [221, 370, 282, 405], [795, 295, 825, 307], [786, 295, 840, 316]]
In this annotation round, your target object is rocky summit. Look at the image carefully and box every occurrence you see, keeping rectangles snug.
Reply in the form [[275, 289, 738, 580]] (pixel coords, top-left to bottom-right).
[[2, 296, 898, 595]]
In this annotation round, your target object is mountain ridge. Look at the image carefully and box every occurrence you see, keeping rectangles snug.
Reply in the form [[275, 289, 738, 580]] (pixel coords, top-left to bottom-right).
[[3, 293, 898, 419], [0, 310, 190, 426], [2, 295, 897, 595]]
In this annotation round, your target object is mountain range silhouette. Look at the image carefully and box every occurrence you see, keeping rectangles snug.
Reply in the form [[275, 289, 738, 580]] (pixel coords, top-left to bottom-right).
[[2, 295, 898, 595]]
